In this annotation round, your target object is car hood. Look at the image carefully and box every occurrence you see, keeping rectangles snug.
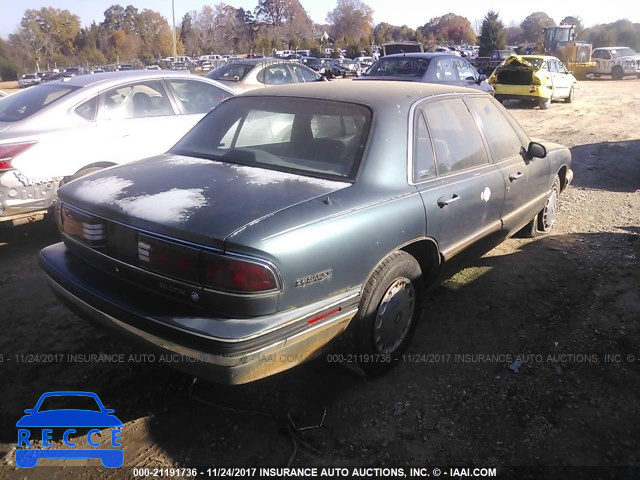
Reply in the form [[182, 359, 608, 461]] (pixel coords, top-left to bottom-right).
[[16, 410, 123, 427], [58, 154, 351, 249]]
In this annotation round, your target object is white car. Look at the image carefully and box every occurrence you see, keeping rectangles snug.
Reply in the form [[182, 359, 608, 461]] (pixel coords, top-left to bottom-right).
[[591, 47, 640, 80], [18, 74, 41, 88], [0, 71, 234, 224]]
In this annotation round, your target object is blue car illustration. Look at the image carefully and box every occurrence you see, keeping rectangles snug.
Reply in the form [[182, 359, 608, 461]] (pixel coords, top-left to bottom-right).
[[16, 391, 123, 468]]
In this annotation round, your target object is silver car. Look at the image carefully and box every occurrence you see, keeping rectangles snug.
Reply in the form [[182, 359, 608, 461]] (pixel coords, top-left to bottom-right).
[[0, 70, 234, 225], [18, 74, 41, 88], [206, 57, 325, 93]]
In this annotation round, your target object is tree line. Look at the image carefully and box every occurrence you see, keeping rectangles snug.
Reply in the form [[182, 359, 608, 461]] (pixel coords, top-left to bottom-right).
[[1, 1, 639, 80]]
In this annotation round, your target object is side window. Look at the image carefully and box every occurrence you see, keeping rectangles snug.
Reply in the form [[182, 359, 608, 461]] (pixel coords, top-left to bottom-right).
[[263, 65, 293, 85], [455, 59, 477, 81], [466, 97, 525, 161], [557, 61, 568, 74], [423, 98, 489, 174], [167, 80, 231, 114], [100, 81, 173, 120], [413, 111, 436, 182], [548, 60, 559, 73], [75, 96, 98, 121], [290, 64, 321, 83], [433, 58, 456, 81], [235, 110, 294, 147]]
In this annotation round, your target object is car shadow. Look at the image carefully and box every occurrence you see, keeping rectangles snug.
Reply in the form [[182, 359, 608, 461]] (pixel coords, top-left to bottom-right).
[[569, 140, 640, 193], [1, 230, 637, 467]]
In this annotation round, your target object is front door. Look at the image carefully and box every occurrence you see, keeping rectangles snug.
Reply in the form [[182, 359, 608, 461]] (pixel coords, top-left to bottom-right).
[[413, 97, 505, 260], [466, 96, 550, 232]]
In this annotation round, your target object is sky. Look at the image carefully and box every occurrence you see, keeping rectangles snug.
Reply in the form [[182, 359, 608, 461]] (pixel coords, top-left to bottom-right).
[[1, 0, 638, 38]]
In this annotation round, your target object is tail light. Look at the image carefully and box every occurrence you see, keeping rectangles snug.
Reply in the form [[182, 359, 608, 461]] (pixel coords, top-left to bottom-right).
[[0, 142, 37, 172], [137, 234, 200, 283], [532, 76, 542, 85], [135, 234, 279, 294], [202, 252, 278, 293], [60, 205, 106, 247]]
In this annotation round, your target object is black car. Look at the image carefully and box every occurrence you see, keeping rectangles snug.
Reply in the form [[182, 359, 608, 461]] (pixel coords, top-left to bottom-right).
[[358, 53, 494, 95], [301, 56, 324, 73]]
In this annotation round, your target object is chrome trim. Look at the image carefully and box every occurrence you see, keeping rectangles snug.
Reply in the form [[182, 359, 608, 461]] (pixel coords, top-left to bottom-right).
[[501, 191, 548, 227], [440, 219, 502, 261], [45, 275, 357, 383]]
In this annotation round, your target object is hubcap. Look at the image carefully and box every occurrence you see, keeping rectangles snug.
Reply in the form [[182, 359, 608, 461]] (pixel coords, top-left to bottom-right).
[[373, 277, 415, 354], [541, 188, 558, 231]]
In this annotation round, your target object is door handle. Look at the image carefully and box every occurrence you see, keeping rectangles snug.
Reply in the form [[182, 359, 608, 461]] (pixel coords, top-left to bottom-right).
[[437, 194, 460, 208], [509, 172, 523, 181]]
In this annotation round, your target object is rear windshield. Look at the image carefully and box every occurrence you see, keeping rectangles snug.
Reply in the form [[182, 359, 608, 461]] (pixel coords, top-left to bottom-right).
[[172, 96, 371, 181], [365, 58, 430, 77], [0, 84, 78, 122], [521, 57, 545, 68], [207, 64, 253, 82]]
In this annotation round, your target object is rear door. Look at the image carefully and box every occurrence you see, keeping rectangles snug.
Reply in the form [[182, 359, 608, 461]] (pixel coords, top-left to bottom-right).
[[96, 80, 181, 164], [465, 96, 550, 232], [413, 97, 505, 260]]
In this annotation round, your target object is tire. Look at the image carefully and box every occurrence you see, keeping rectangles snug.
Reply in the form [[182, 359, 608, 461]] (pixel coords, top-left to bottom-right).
[[538, 96, 551, 110], [68, 166, 105, 183], [611, 66, 623, 80], [345, 251, 423, 376], [520, 175, 561, 237], [566, 86, 574, 103]]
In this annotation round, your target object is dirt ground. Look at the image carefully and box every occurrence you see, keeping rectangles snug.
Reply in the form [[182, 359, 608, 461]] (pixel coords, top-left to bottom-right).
[[0, 79, 638, 479]]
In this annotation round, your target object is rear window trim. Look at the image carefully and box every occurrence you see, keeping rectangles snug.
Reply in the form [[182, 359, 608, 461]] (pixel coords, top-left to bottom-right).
[[171, 95, 373, 184]]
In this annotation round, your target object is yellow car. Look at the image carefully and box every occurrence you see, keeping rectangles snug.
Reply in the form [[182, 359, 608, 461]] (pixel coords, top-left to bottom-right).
[[488, 55, 577, 109]]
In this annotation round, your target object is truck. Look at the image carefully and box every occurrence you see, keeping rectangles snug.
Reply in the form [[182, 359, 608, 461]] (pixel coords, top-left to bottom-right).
[[542, 25, 596, 79]]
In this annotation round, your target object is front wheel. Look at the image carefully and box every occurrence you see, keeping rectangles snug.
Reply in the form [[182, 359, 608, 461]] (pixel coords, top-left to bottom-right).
[[520, 175, 561, 237], [345, 251, 423, 376], [566, 86, 574, 103]]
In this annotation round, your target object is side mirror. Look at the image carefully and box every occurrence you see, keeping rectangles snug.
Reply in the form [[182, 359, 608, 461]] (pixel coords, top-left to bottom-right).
[[528, 141, 547, 159], [477, 74, 487, 84]]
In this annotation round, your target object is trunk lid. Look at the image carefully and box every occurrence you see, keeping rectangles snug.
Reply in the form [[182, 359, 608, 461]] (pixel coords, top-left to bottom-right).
[[58, 154, 350, 249]]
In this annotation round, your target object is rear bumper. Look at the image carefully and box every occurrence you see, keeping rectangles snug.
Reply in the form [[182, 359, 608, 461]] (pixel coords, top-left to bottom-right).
[[39, 243, 359, 384], [0, 171, 60, 222], [492, 84, 552, 101]]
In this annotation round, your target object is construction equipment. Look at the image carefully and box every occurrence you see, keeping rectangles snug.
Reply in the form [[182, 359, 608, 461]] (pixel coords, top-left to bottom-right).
[[542, 25, 596, 79]]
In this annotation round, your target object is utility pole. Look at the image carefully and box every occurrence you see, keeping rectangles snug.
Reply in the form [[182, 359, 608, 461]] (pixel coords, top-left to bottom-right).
[[172, 0, 177, 61]]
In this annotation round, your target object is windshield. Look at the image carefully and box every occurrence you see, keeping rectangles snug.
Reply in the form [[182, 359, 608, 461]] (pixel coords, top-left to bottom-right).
[[365, 58, 430, 77], [172, 96, 371, 181], [207, 64, 253, 82], [0, 84, 78, 122], [303, 57, 321, 66], [611, 48, 637, 58]]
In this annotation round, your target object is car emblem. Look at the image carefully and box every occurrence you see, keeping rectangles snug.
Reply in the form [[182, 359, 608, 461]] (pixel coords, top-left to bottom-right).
[[295, 269, 333, 287]]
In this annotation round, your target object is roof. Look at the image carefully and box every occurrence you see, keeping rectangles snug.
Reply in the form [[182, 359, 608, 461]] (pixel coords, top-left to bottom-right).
[[381, 52, 455, 59], [239, 80, 488, 110], [45, 70, 194, 88]]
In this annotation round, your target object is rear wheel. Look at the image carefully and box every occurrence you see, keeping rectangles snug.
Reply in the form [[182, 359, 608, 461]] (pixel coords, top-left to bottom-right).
[[538, 96, 551, 110], [611, 66, 623, 80], [345, 251, 423, 375]]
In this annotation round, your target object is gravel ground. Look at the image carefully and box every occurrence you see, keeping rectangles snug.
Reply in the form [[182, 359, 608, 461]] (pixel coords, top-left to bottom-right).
[[0, 79, 638, 479]]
